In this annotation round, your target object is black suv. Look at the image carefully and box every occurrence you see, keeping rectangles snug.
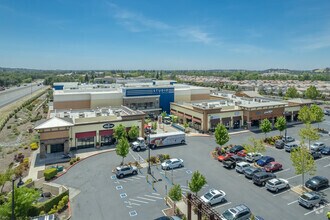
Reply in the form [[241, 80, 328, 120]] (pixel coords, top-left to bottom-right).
[[223, 155, 245, 169], [229, 145, 244, 154], [252, 172, 276, 186]]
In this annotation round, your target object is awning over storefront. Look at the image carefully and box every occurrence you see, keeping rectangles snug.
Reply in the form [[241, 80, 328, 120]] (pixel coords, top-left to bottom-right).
[[232, 116, 242, 121], [222, 117, 231, 124], [75, 131, 96, 139], [185, 114, 192, 120], [99, 130, 114, 136], [192, 117, 202, 123], [176, 112, 184, 117]]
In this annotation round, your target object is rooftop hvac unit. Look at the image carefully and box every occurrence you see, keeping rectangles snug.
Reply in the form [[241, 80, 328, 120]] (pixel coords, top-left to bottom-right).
[[79, 113, 85, 118]]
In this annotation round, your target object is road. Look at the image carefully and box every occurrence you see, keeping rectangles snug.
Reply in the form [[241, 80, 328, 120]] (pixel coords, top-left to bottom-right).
[[0, 83, 45, 108]]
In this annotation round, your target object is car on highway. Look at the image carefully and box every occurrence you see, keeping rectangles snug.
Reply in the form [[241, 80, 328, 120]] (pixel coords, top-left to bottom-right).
[[252, 172, 276, 186], [220, 204, 251, 220], [305, 176, 329, 191], [235, 162, 250, 173], [236, 150, 247, 157], [263, 162, 283, 172], [229, 145, 245, 154], [298, 192, 323, 208], [265, 178, 289, 192], [246, 152, 263, 162], [243, 167, 264, 179], [218, 153, 234, 162], [321, 146, 330, 155], [161, 158, 184, 170], [200, 189, 226, 206], [310, 150, 322, 159], [256, 156, 275, 167], [115, 165, 138, 178], [275, 140, 285, 149], [282, 136, 295, 143], [310, 142, 326, 151], [284, 142, 299, 152], [223, 155, 245, 169]]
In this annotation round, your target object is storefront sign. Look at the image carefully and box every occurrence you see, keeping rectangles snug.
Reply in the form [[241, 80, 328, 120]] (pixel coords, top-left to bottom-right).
[[264, 110, 273, 114], [103, 123, 115, 129]]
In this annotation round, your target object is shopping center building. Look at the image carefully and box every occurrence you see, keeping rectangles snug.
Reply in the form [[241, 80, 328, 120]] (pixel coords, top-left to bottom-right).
[[35, 106, 145, 158]]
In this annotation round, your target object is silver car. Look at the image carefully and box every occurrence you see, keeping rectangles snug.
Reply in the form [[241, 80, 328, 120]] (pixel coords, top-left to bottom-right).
[[161, 158, 184, 170], [298, 192, 323, 208], [220, 204, 251, 220], [266, 178, 289, 192], [116, 165, 138, 178], [310, 142, 326, 151]]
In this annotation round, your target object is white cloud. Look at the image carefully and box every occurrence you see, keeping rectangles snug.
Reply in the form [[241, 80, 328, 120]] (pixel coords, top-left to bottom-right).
[[295, 27, 330, 50], [178, 27, 213, 44]]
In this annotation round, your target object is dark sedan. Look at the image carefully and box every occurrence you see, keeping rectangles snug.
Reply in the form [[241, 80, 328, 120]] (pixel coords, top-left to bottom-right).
[[229, 145, 244, 154], [305, 176, 329, 191], [321, 146, 330, 155], [243, 167, 264, 179]]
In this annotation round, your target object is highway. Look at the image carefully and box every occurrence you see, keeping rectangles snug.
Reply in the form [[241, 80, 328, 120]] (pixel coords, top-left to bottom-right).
[[0, 83, 46, 108]]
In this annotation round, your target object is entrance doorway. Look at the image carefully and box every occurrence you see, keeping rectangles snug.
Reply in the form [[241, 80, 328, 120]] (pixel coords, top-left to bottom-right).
[[50, 143, 64, 153]]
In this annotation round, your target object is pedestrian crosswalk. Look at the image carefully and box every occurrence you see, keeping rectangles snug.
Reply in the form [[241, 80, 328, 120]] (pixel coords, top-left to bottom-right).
[[125, 193, 163, 208], [115, 175, 146, 183]]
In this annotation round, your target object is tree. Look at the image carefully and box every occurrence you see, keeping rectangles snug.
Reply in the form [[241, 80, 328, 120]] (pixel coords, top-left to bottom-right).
[[290, 143, 316, 189], [244, 137, 266, 154], [285, 87, 299, 98], [0, 186, 39, 219], [214, 123, 230, 147], [116, 138, 130, 165], [310, 104, 324, 129], [168, 184, 182, 214], [128, 125, 139, 141], [298, 106, 315, 124], [114, 124, 127, 141], [188, 171, 207, 196], [260, 119, 272, 139], [183, 122, 189, 133], [299, 124, 319, 149], [0, 169, 14, 193], [305, 85, 320, 100], [274, 116, 286, 136], [160, 111, 167, 119]]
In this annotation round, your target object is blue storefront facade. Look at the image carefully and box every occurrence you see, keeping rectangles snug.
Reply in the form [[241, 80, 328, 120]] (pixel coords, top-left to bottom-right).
[[123, 87, 174, 113]]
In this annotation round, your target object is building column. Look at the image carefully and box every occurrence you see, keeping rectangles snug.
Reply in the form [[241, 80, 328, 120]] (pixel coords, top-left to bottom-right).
[[291, 112, 294, 122], [272, 117, 275, 127], [40, 142, 46, 158], [64, 140, 69, 154], [230, 117, 234, 129], [247, 121, 252, 129]]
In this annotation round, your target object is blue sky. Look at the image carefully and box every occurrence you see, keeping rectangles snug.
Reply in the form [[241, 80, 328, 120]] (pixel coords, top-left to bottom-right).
[[0, 0, 330, 70]]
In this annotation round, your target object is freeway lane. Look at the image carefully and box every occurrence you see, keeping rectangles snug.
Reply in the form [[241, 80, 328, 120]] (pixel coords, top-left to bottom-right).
[[0, 84, 45, 108]]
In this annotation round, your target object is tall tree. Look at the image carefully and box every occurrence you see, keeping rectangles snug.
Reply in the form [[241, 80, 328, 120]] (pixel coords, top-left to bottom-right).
[[285, 87, 299, 98], [260, 119, 272, 139], [298, 106, 315, 124], [274, 116, 287, 136], [214, 123, 230, 147], [299, 124, 320, 149], [128, 125, 139, 141], [305, 85, 320, 100], [0, 169, 14, 193], [188, 171, 207, 196], [290, 143, 316, 189], [168, 184, 182, 214], [243, 137, 266, 154], [310, 104, 324, 129], [114, 124, 127, 141], [0, 186, 39, 219], [116, 138, 130, 165]]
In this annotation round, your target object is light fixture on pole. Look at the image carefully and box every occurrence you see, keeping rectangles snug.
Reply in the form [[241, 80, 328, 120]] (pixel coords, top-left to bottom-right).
[[147, 131, 151, 175]]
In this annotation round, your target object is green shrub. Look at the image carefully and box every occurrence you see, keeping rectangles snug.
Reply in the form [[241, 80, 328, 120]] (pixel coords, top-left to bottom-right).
[[44, 168, 58, 180], [24, 178, 33, 185], [76, 157, 80, 161]]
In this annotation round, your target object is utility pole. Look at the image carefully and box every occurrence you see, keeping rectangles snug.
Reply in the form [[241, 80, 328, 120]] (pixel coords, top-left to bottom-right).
[[11, 178, 15, 220], [147, 132, 151, 175]]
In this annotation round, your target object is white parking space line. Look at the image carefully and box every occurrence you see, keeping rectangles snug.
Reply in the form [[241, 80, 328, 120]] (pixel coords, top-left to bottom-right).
[[324, 164, 330, 168], [129, 199, 148, 204], [137, 196, 157, 202], [129, 150, 137, 161], [130, 177, 142, 180], [287, 200, 298, 205], [144, 195, 163, 199], [152, 193, 161, 196], [212, 202, 232, 209], [287, 174, 301, 180], [275, 168, 290, 174], [118, 180, 128, 183], [272, 189, 291, 197], [125, 178, 135, 182], [316, 156, 330, 162], [304, 204, 330, 216]]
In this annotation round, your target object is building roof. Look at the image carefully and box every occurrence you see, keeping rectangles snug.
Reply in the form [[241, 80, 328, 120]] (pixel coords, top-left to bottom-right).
[[236, 91, 264, 98], [287, 98, 313, 104], [34, 117, 74, 130]]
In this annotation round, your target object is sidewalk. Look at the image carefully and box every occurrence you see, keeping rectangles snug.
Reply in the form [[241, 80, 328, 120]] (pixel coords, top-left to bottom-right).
[[176, 200, 198, 220], [24, 148, 45, 181]]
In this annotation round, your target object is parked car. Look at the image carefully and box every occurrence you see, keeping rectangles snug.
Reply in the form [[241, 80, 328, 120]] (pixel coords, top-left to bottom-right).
[[61, 153, 73, 159], [218, 153, 234, 162], [310, 142, 326, 151], [236, 150, 247, 157], [154, 216, 182, 220], [263, 162, 283, 172], [256, 156, 275, 167], [220, 204, 251, 220], [324, 109, 330, 116], [305, 176, 329, 191], [200, 189, 226, 205], [310, 150, 322, 160], [321, 146, 330, 155], [243, 167, 264, 179], [298, 192, 323, 208], [246, 152, 263, 162], [275, 140, 285, 149], [252, 172, 276, 186], [284, 142, 299, 152], [116, 165, 138, 178], [235, 162, 250, 173], [161, 158, 184, 170], [229, 145, 245, 154], [223, 156, 245, 169], [282, 136, 295, 143], [266, 178, 289, 192]]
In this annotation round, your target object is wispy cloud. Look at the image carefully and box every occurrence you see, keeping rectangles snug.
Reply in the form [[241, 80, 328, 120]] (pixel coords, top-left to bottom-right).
[[297, 31, 330, 50], [178, 27, 213, 44]]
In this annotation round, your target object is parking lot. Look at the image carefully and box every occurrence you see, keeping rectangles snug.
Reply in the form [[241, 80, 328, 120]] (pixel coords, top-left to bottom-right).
[[54, 116, 330, 220]]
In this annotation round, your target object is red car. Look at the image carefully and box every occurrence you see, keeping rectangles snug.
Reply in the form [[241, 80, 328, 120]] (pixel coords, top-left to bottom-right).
[[218, 153, 234, 162], [236, 150, 247, 157], [264, 162, 282, 172]]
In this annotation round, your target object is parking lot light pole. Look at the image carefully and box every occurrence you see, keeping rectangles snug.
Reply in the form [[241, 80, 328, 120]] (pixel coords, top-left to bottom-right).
[[147, 132, 151, 175], [11, 178, 15, 220]]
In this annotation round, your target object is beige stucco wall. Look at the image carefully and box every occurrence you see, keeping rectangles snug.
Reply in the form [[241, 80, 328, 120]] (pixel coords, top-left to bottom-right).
[[207, 110, 243, 130], [285, 106, 301, 112], [40, 130, 69, 140], [90, 92, 123, 108]]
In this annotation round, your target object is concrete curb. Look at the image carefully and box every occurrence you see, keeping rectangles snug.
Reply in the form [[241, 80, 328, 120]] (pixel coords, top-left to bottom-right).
[[65, 200, 72, 220]]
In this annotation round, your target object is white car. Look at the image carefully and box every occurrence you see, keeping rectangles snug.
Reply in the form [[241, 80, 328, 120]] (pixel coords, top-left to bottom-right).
[[246, 152, 263, 162], [201, 189, 226, 205], [310, 142, 326, 151], [235, 162, 250, 173], [161, 158, 184, 170], [265, 178, 289, 192]]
